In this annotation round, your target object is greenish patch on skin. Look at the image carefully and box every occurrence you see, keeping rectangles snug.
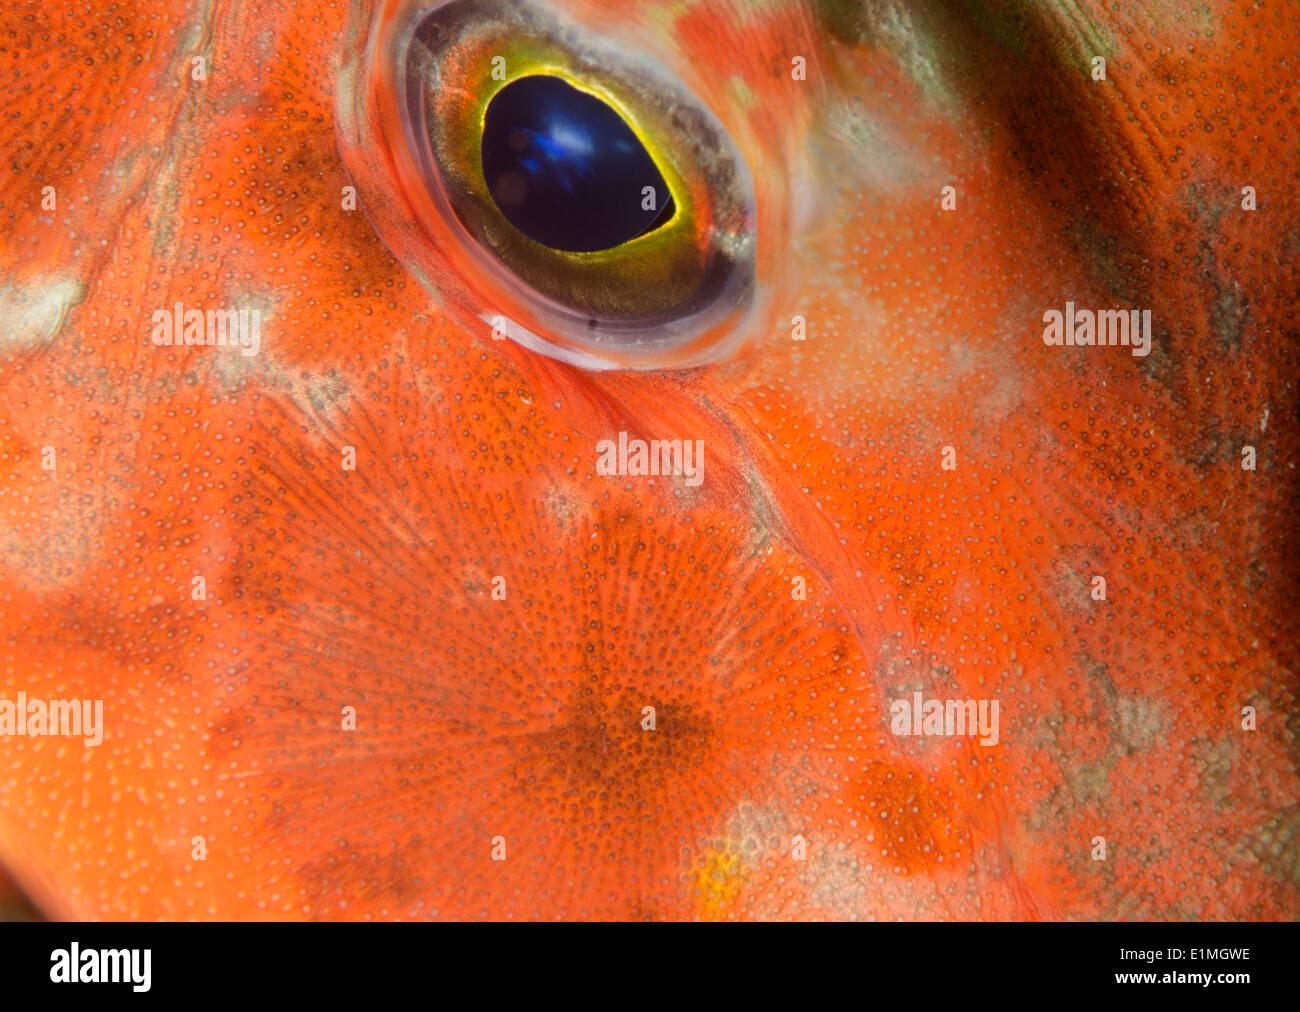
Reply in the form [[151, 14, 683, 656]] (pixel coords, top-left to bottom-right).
[[801, 844, 868, 918], [302, 372, 352, 419], [408, 264, 435, 297], [1056, 0, 1118, 64], [1171, 2, 1216, 34], [1062, 216, 1178, 384], [726, 76, 758, 116], [1181, 179, 1229, 231], [816, 1, 962, 113], [1247, 806, 1300, 885], [1285, 708, 1300, 798], [1193, 738, 1236, 810], [1114, 695, 1165, 754], [1167, 184, 1254, 355], [204, 292, 277, 387], [818, 97, 930, 188], [149, 170, 184, 259], [815, 0, 869, 45], [1178, 425, 1251, 480], [951, 0, 1030, 60], [209, 347, 352, 430], [877, 3, 957, 112], [954, 0, 1115, 69], [837, 1, 972, 112], [1047, 554, 1095, 617], [0, 471, 127, 592], [1064, 759, 1116, 806], [1210, 280, 1246, 351], [1068, 219, 1141, 304]]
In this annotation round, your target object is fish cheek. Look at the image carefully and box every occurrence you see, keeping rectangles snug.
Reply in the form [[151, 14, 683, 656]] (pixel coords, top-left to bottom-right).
[[194, 361, 1025, 919]]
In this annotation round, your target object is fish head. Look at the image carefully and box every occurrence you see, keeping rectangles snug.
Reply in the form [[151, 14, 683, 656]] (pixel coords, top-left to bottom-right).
[[0, 0, 1296, 920]]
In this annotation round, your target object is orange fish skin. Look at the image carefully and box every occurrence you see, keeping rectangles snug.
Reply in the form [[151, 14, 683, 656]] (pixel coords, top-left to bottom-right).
[[0, 0, 1296, 921]]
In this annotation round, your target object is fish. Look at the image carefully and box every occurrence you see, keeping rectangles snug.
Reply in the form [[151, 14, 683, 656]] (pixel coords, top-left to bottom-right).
[[0, 0, 1296, 921]]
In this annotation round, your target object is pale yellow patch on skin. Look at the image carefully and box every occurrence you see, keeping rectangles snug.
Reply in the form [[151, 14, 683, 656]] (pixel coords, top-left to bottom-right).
[[728, 75, 758, 114], [690, 846, 746, 919]]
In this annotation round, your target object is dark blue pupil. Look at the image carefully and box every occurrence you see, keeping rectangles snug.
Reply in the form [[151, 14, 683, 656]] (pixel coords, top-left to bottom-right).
[[480, 75, 676, 253]]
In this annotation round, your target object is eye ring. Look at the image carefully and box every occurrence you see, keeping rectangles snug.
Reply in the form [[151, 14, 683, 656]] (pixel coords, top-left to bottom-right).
[[338, 0, 782, 371]]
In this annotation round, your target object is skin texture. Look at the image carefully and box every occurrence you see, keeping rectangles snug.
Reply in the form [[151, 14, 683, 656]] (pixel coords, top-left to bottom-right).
[[0, 0, 1297, 920]]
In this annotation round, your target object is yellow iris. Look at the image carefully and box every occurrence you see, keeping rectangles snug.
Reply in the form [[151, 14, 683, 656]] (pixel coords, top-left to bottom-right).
[[413, 33, 711, 321]]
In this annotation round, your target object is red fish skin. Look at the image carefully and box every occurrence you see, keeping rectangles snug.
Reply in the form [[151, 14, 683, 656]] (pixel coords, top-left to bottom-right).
[[0, 0, 1295, 920]]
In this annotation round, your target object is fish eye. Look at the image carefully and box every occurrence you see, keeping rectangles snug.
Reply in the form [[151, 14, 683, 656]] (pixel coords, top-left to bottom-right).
[[338, 0, 766, 370], [479, 74, 677, 253]]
